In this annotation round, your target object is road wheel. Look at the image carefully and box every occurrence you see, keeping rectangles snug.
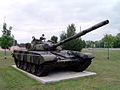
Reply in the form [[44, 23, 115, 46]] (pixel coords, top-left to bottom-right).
[[19, 61, 24, 69], [23, 62, 27, 70], [26, 63, 31, 72], [36, 64, 49, 76], [31, 64, 36, 74]]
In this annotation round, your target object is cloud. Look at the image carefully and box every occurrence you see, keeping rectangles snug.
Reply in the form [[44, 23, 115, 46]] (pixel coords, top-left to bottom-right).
[[0, 0, 120, 43]]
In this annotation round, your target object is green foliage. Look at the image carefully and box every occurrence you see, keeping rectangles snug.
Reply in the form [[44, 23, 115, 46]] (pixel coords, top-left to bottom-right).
[[0, 36, 13, 49], [94, 41, 100, 48], [101, 34, 115, 48], [114, 33, 120, 48], [50, 35, 58, 43], [85, 41, 95, 48], [0, 23, 13, 49], [60, 24, 83, 51], [2, 23, 12, 36], [117, 33, 120, 37], [81, 40, 86, 48]]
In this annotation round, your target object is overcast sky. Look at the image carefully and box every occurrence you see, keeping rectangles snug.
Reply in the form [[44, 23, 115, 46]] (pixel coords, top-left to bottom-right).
[[0, 0, 120, 43]]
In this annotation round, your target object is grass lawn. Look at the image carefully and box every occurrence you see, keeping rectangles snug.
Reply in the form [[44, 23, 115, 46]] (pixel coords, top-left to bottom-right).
[[0, 49, 120, 90]]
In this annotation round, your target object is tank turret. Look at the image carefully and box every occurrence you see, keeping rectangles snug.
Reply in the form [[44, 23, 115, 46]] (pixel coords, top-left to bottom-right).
[[26, 20, 109, 51]]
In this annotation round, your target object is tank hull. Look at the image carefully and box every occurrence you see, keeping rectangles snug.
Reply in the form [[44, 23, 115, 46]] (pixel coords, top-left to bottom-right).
[[12, 50, 93, 76]]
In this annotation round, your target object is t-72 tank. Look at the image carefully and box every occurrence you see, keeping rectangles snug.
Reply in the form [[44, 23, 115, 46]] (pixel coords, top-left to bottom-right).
[[12, 20, 109, 76]]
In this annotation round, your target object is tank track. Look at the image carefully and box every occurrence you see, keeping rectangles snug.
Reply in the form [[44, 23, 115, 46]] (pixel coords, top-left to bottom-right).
[[14, 58, 92, 76], [14, 58, 51, 76]]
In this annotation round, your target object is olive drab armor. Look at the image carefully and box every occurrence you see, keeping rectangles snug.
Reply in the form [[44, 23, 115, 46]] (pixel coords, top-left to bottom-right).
[[12, 20, 109, 76]]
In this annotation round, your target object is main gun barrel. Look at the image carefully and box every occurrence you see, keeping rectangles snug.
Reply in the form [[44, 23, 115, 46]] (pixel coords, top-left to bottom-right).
[[52, 20, 109, 48]]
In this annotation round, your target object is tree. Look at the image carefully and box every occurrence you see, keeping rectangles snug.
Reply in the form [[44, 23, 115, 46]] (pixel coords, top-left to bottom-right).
[[0, 23, 13, 48], [114, 33, 120, 48], [94, 41, 100, 48], [101, 34, 115, 48], [50, 35, 58, 43], [0, 36, 13, 49], [81, 40, 86, 48], [0, 23, 14, 59], [85, 41, 95, 48], [116, 33, 120, 37], [60, 24, 83, 51], [101, 34, 115, 59]]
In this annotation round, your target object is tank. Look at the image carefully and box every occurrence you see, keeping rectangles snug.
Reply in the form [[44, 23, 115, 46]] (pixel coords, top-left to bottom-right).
[[12, 20, 109, 76]]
